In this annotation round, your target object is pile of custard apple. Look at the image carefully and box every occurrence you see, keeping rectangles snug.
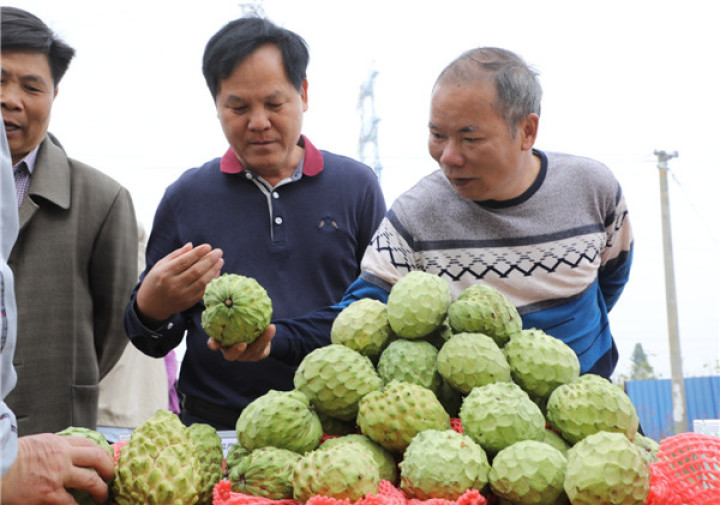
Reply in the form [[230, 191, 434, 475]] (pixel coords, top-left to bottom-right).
[[61, 271, 656, 505]]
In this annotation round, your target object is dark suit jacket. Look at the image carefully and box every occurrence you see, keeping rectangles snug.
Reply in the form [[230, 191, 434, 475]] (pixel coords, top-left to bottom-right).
[[6, 135, 137, 435]]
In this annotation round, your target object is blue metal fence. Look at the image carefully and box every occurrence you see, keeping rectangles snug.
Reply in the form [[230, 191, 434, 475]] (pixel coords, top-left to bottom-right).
[[625, 376, 720, 441]]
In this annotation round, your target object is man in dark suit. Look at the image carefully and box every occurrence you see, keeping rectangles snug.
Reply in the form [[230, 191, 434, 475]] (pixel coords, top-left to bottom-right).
[[1, 6, 138, 435]]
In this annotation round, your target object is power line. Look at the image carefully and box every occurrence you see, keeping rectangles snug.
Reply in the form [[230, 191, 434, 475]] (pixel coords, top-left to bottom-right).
[[665, 167, 718, 246]]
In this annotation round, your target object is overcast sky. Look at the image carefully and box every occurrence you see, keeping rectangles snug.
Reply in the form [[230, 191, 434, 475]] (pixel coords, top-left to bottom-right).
[[8, 0, 720, 379]]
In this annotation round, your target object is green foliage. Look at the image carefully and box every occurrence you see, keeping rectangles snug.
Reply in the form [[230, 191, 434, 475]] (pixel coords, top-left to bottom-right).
[[629, 343, 656, 381]]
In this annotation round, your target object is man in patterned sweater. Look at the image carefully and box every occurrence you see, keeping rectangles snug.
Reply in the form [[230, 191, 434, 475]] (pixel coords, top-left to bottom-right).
[[269, 47, 633, 379]]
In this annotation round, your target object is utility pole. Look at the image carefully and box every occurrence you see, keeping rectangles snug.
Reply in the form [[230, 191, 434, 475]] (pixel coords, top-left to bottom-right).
[[654, 149, 687, 434], [358, 69, 383, 182]]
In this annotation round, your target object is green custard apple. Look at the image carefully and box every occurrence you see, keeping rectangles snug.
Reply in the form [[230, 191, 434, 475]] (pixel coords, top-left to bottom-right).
[[447, 284, 522, 347], [386, 271, 451, 339], [224, 442, 250, 478], [356, 380, 450, 454], [320, 434, 398, 484], [331, 298, 392, 357], [503, 328, 580, 402], [489, 440, 568, 505], [546, 374, 639, 445], [399, 429, 490, 500], [459, 382, 545, 454], [377, 338, 442, 393], [437, 332, 511, 394], [113, 410, 200, 505], [228, 446, 301, 499], [294, 344, 382, 421], [201, 273, 272, 346], [564, 431, 650, 505], [235, 389, 323, 454], [292, 442, 380, 502], [188, 423, 223, 505]]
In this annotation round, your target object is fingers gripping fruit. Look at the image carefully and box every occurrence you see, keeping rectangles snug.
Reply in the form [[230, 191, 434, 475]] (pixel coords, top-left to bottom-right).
[[56, 427, 114, 505]]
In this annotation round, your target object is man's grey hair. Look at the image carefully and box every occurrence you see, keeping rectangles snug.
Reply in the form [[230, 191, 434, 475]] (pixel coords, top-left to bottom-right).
[[435, 47, 542, 137]]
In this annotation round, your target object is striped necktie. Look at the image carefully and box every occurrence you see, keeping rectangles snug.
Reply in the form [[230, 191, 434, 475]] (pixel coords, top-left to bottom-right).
[[13, 162, 30, 207]]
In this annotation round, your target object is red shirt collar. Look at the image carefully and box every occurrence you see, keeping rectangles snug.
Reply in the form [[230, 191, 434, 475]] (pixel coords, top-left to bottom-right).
[[220, 135, 324, 176]]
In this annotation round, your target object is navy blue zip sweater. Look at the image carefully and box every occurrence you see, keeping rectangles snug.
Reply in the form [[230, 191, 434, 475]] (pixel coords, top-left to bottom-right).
[[124, 137, 386, 426]]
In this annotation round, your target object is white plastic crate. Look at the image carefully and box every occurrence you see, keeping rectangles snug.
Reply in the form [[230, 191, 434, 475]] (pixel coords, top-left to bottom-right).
[[218, 430, 237, 457], [693, 419, 720, 437]]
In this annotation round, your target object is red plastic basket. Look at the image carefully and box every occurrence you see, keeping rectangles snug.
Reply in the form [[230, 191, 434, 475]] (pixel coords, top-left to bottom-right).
[[648, 433, 720, 505]]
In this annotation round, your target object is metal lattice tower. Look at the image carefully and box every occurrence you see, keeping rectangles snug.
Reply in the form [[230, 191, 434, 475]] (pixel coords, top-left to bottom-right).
[[357, 69, 382, 182], [238, 0, 266, 16]]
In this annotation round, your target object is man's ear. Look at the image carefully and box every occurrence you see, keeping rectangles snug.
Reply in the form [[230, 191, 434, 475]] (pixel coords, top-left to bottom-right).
[[300, 79, 308, 112], [520, 113, 539, 151]]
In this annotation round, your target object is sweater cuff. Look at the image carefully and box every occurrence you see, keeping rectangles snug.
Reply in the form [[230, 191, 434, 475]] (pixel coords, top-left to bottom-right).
[[269, 324, 292, 363]]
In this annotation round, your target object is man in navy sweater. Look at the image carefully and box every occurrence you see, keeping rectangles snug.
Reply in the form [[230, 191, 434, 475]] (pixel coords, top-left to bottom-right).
[[124, 17, 386, 429]]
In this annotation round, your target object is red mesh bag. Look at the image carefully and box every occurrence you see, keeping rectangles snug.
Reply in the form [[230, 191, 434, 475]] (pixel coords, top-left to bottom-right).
[[646, 461, 683, 505], [449, 418, 463, 434], [355, 480, 406, 505], [320, 433, 342, 444], [650, 433, 720, 505], [213, 480, 406, 505], [213, 480, 302, 505], [111, 439, 127, 465], [405, 488, 485, 505], [213, 479, 488, 505]]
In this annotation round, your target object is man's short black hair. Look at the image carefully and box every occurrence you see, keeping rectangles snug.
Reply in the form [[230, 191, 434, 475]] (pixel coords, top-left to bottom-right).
[[202, 16, 309, 100], [0, 6, 76, 87]]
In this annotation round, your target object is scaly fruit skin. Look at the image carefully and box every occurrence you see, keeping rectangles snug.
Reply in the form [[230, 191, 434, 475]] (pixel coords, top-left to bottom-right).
[[356, 380, 450, 454], [386, 271, 451, 338], [235, 389, 323, 454], [320, 434, 398, 484], [447, 284, 522, 347], [489, 440, 568, 505], [546, 374, 639, 445], [188, 423, 224, 505], [292, 443, 380, 502], [399, 429, 490, 500], [503, 328, 580, 401], [201, 273, 272, 346], [331, 298, 392, 357], [633, 433, 660, 463], [437, 332, 511, 394], [56, 427, 113, 505], [564, 431, 650, 505], [377, 338, 442, 393], [459, 382, 545, 454], [224, 443, 250, 478], [56, 426, 112, 454], [541, 429, 571, 455], [113, 409, 200, 505], [294, 344, 382, 421], [228, 446, 301, 499]]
